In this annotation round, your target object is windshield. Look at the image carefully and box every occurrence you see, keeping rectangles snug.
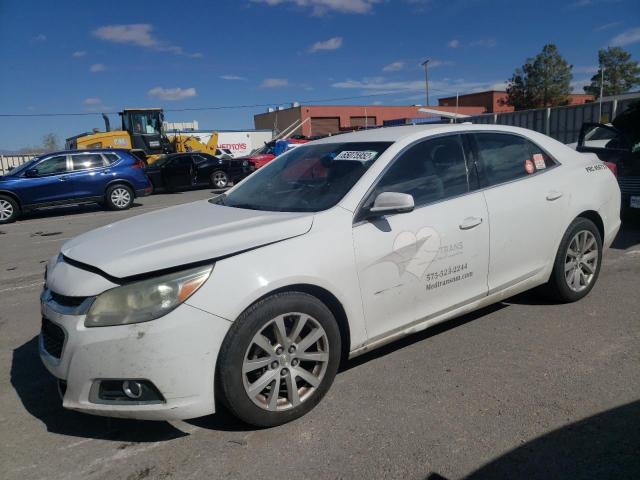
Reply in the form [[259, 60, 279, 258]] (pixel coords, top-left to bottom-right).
[[253, 143, 276, 155], [219, 142, 392, 212], [124, 112, 162, 135]]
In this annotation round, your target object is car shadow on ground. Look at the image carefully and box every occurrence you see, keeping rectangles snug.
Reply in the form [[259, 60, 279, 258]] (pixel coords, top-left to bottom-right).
[[11, 336, 188, 442], [17, 202, 144, 222], [425, 400, 640, 479], [612, 211, 640, 250]]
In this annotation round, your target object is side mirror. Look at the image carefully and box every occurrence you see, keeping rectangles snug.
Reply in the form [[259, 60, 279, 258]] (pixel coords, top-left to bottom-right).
[[367, 192, 415, 218], [24, 168, 38, 178]]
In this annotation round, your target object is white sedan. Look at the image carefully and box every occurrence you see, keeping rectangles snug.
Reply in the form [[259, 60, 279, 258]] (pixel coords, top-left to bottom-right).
[[40, 124, 621, 426]]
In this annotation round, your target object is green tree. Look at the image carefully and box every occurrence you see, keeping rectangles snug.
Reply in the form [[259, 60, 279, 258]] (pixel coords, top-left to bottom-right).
[[584, 47, 640, 98], [506, 44, 573, 110], [41, 133, 59, 152]]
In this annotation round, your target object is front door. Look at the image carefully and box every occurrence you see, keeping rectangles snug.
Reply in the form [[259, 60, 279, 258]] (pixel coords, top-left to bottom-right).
[[19, 155, 75, 205], [163, 155, 195, 189], [352, 134, 490, 342]]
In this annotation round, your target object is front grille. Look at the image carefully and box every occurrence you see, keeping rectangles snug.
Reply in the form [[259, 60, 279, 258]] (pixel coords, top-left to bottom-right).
[[618, 176, 640, 195], [50, 291, 88, 308], [41, 318, 66, 359]]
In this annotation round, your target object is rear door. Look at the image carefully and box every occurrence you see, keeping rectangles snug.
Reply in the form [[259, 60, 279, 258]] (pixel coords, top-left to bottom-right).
[[18, 155, 75, 205], [68, 153, 111, 199], [469, 132, 567, 293], [352, 134, 490, 341]]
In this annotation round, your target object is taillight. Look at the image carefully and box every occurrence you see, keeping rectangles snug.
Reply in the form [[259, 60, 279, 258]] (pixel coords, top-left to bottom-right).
[[133, 158, 146, 169], [604, 161, 617, 177]]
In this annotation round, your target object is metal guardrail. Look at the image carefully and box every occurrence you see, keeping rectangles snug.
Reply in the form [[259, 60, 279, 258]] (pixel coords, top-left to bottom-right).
[[0, 155, 35, 175], [466, 93, 640, 144]]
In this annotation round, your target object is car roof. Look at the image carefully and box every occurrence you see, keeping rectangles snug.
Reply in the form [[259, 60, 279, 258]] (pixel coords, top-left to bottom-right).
[[309, 123, 546, 144], [36, 148, 132, 157]]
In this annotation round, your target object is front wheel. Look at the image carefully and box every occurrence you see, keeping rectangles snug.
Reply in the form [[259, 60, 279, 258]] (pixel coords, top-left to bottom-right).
[[105, 184, 134, 210], [546, 217, 602, 303], [210, 170, 229, 189], [217, 292, 341, 427], [0, 195, 20, 224]]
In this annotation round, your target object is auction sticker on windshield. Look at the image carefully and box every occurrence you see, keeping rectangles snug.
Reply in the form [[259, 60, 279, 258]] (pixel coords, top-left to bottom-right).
[[631, 196, 640, 209], [334, 150, 379, 162]]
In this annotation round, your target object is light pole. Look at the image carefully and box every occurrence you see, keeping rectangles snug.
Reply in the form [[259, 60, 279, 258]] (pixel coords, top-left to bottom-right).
[[599, 66, 605, 121], [421, 59, 430, 106]]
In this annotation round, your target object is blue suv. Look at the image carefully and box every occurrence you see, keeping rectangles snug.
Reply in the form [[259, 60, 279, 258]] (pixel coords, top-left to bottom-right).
[[0, 149, 152, 223]]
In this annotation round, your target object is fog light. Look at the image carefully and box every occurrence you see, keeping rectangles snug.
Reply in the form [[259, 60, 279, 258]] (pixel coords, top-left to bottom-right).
[[91, 379, 165, 404], [122, 380, 143, 399]]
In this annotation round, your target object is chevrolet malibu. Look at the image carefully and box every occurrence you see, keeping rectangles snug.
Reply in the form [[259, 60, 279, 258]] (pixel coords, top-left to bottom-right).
[[40, 124, 621, 427]]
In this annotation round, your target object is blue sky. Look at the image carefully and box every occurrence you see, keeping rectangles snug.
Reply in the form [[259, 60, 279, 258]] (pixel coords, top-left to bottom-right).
[[0, 0, 639, 150]]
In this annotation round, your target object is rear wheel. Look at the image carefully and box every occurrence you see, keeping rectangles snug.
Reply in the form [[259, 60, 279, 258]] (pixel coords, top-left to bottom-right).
[[217, 292, 341, 427], [105, 184, 133, 210], [546, 217, 602, 303], [0, 195, 19, 224], [210, 170, 229, 189]]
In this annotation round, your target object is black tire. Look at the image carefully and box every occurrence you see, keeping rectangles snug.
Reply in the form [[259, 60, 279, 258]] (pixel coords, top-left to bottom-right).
[[104, 184, 134, 211], [210, 170, 229, 189], [545, 217, 603, 303], [217, 292, 341, 427], [0, 195, 20, 224]]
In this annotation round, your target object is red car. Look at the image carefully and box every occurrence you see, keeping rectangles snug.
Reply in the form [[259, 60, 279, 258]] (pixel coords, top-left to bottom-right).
[[240, 137, 312, 172]]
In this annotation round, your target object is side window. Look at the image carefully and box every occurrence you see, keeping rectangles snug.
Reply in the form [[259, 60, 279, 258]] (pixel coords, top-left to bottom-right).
[[71, 153, 106, 171], [525, 140, 557, 169], [371, 135, 469, 208], [474, 133, 536, 186], [178, 156, 193, 167], [103, 153, 119, 164], [34, 155, 68, 175]]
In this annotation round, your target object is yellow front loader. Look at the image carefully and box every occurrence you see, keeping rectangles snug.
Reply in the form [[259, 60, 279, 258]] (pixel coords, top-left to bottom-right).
[[65, 109, 219, 164]]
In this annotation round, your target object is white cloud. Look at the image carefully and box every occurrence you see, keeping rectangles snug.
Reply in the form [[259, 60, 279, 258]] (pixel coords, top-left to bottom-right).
[[382, 61, 405, 72], [83, 97, 102, 105], [250, 0, 379, 15], [220, 74, 247, 81], [89, 63, 106, 72], [260, 78, 289, 88], [428, 59, 454, 68], [469, 38, 497, 48], [309, 36, 343, 53], [610, 27, 640, 46], [72, 51, 86, 58], [147, 87, 197, 101], [447, 39, 460, 48], [332, 77, 505, 99], [93, 24, 202, 57], [574, 65, 598, 74], [595, 21, 621, 31], [32, 34, 47, 42]]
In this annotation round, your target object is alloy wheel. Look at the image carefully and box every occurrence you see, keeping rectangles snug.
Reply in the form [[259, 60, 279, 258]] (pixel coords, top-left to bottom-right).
[[110, 188, 131, 208], [564, 230, 598, 293], [0, 199, 13, 221], [212, 171, 228, 189], [242, 313, 329, 411]]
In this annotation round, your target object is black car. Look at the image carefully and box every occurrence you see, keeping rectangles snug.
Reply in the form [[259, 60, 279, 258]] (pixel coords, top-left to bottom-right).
[[145, 152, 247, 191], [577, 101, 640, 212]]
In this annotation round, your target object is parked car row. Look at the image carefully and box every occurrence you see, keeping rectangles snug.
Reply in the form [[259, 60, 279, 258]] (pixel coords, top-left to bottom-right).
[[0, 149, 253, 224]]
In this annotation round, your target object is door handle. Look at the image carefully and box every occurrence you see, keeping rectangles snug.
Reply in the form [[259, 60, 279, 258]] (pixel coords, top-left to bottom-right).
[[546, 190, 563, 201], [58, 176, 68, 181], [459, 217, 483, 230]]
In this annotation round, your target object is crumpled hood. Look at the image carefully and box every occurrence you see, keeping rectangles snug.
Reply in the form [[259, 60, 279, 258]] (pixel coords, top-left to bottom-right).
[[61, 199, 314, 279]]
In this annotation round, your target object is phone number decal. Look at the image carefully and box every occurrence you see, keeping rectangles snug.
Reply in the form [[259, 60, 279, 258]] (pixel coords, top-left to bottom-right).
[[424, 263, 468, 282]]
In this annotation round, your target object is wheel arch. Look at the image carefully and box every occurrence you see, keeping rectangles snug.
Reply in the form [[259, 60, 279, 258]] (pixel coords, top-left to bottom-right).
[[105, 179, 136, 196], [577, 210, 604, 240], [0, 190, 22, 208], [244, 283, 351, 362]]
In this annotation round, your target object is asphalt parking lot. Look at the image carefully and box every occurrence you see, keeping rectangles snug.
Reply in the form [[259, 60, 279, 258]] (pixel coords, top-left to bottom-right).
[[1, 190, 639, 480]]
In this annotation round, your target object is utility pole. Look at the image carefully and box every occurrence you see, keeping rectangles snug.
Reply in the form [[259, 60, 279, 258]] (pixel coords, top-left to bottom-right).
[[599, 66, 605, 121], [421, 59, 430, 106]]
